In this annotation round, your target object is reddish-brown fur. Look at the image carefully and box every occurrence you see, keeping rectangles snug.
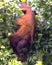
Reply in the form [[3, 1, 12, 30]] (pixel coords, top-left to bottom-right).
[[9, 3, 36, 62]]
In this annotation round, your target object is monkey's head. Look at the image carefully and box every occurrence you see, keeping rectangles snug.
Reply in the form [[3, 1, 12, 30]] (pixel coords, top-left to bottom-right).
[[20, 3, 37, 15]]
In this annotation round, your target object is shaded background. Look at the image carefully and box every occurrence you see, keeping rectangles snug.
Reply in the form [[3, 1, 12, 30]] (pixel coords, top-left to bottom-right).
[[0, 0, 52, 65]]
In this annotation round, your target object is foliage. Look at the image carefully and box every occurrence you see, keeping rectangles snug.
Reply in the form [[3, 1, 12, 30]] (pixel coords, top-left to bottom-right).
[[35, 60, 43, 65], [0, 0, 52, 65]]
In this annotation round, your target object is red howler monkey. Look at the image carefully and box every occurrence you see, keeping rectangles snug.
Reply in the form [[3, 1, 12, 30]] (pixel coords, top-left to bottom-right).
[[9, 3, 36, 62]]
